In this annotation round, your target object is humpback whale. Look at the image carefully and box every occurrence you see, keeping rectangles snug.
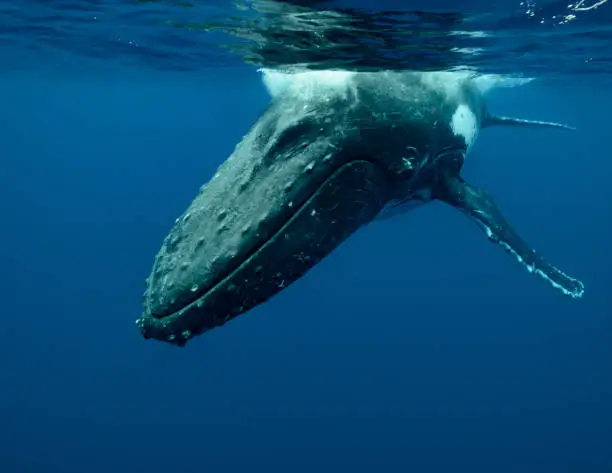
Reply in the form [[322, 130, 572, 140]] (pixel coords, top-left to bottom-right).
[[137, 69, 584, 346]]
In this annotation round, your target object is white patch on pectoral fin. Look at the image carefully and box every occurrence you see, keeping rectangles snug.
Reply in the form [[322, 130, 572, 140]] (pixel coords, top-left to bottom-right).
[[479, 222, 585, 298], [451, 104, 478, 150]]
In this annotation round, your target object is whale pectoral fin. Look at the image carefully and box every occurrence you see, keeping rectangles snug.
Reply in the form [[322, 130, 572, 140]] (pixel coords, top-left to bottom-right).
[[436, 174, 585, 298], [483, 114, 576, 131]]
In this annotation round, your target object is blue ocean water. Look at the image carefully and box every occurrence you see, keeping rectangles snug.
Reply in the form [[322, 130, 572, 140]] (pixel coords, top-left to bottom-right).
[[1, 1, 611, 472]]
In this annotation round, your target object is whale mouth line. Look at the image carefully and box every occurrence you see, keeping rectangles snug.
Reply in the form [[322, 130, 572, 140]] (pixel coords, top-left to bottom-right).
[[150, 194, 306, 320], [148, 159, 381, 320], [148, 171, 338, 321], [140, 159, 390, 345], [149, 203, 308, 321]]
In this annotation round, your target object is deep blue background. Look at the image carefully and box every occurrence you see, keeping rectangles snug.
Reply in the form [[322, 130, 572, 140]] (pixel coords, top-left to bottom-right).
[[1, 65, 610, 472]]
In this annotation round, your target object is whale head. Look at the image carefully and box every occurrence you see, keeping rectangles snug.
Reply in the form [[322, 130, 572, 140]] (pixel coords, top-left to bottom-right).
[[137, 80, 392, 345]]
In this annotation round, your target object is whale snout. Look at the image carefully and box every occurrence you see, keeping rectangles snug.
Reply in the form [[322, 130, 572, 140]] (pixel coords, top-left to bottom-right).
[[137, 138, 390, 346]]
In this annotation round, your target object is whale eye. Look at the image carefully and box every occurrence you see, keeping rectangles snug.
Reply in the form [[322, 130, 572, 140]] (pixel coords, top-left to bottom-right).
[[265, 119, 318, 162]]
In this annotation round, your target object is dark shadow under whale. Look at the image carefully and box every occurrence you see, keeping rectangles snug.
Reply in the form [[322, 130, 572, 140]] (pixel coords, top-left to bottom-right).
[[137, 70, 584, 346]]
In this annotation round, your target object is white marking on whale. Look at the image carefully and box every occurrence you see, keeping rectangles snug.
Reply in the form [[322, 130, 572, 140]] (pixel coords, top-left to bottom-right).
[[451, 104, 479, 150]]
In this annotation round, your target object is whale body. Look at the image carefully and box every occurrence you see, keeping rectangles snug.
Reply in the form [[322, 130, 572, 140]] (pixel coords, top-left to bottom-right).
[[136, 69, 584, 346]]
